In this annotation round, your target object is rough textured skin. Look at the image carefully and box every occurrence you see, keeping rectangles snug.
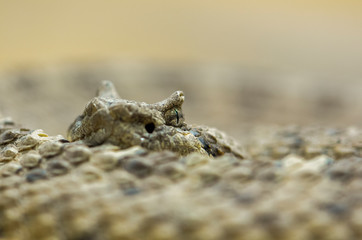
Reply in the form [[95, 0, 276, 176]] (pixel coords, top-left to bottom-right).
[[2, 119, 362, 239], [3, 83, 362, 240], [68, 81, 245, 158]]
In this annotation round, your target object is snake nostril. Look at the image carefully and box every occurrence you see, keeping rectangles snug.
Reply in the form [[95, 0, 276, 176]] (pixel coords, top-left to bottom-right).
[[145, 123, 155, 133]]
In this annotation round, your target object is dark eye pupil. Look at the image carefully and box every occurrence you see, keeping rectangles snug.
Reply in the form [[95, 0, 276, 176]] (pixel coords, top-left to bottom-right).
[[145, 123, 155, 133], [175, 109, 179, 124]]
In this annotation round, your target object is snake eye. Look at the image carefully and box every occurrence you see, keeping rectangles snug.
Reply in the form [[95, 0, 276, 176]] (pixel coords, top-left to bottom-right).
[[174, 109, 179, 124], [145, 122, 155, 133], [164, 108, 184, 127]]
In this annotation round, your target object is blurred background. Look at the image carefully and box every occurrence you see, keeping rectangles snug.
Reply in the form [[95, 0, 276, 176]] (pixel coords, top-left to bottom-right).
[[0, 0, 362, 141]]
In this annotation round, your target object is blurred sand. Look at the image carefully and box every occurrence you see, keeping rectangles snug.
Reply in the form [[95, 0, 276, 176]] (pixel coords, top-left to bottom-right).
[[0, 1, 361, 142], [1, 0, 362, 76], [1, 62, 362, 143]]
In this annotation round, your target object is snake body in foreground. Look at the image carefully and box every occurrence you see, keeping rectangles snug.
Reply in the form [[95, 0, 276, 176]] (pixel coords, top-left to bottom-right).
[[0, 82, 361, 239]]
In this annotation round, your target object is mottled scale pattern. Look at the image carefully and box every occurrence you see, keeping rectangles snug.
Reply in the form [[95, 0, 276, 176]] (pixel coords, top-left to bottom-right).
[[2, 83, 362, 239], [67, 81, 245, 159]]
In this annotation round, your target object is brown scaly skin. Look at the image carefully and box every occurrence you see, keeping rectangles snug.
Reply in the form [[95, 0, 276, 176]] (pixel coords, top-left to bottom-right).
[[68, 81, 245, 158]]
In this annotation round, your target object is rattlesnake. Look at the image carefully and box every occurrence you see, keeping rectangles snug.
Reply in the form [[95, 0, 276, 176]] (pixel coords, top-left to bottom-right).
[[0, 82, 361, 240]]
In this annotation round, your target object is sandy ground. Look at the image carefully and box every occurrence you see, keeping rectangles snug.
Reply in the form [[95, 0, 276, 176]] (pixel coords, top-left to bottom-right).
[[0, 61, 361, 143]]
